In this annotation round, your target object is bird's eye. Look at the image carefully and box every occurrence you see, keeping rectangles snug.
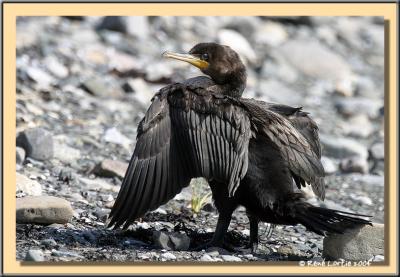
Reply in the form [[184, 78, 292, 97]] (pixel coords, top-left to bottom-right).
[[201, 53, 209, 61]]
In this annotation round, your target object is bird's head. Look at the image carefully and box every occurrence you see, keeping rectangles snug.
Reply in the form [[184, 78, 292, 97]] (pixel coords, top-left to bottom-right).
[[163, 42, 247, 97]]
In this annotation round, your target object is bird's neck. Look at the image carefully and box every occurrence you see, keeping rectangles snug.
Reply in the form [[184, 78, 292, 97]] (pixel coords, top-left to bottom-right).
[[219, 70, 247, 98]]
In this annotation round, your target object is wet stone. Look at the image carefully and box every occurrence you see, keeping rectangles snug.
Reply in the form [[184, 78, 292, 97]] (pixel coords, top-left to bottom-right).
[[25, 249, 45, 262]]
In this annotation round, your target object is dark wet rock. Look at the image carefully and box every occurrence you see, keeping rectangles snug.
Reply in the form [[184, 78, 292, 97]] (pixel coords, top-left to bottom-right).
[[97, 16, 127, 33], [340, 156, 369, 174], [17, 128, 54, 161], [16, 196, 74, 224], [94, 159, 128, 179], [16, 173, 42, 196], [323, 223, 384, 261], [153, 231, 190, 251], [16, 146, 26, 165], [25, 249, 45, 262]]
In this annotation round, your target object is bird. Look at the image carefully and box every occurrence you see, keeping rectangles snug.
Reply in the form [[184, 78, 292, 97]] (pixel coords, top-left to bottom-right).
[[108, 42, 371, 252]]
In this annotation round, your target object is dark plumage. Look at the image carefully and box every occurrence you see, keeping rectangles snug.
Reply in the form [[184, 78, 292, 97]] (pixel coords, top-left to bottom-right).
[[108, 42, 371, 252]]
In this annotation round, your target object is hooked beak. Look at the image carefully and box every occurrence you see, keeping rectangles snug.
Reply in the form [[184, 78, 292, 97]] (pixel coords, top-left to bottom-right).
[[163, 51, 209, 70]]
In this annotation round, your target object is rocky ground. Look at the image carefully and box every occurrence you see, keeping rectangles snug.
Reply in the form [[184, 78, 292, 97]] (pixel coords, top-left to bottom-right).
[[16, 16, 385, 263]]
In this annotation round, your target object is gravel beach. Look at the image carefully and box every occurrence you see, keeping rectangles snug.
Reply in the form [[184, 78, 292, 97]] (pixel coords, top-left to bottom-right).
[[16, 16, 384, 262]]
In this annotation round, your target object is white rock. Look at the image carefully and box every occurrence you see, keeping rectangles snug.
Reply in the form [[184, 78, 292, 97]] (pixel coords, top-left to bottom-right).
[[221, 255, 242, 262], [218, 29, 257, 64], [323, 223, 384, 261], [255, 21, 288, 47], [103, 127, 132, 148], [160, 252, 176, 260], [321, 156, 338, 175], [16, 173, 42, 196], [44, 56, 68, 78]]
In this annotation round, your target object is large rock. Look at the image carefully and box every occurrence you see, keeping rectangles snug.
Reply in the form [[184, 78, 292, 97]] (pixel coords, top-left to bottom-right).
[[16, 196, 74, 224], [280, 39, 351, 80], [152, 231, 190, 251], [94, 159, 128, 179], [16, 173, 42, 196], [16, 128, 54, 161], [323, 223, 384, 261], [320, 135, 368, 159], [335, 98, 382, 118]]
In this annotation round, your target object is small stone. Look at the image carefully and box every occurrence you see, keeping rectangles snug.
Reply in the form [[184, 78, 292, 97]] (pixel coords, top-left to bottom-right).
[[44, 56, 68, 78], [97, 16, 127, 33], [16, 196, 74, 224], [372, 255, 384, 262], [16, 146, 26, 165], [160, 252, 177, 260], [17, 128, 54, 161], [340, 156, 369, 174], [40, 239, 57, 247], [94, 159, 128, 179], [26, 67, 54, 87], [153, 231, 190, 251], [16, 173, 42, 196], [323, 223, 384, 261], [320, 135, 368, 159], [370, 142, 384, 160], [126, 16, 150, 39], [51, 249, 84, 259], [25, 249, 45, 262], [81, 77, 124, 98], [80, 177, 120, 192], [53, 142, 81, 164], [200, 254, 214, 262], [258, 80, 301, 106], [220, 255, 242, 262]]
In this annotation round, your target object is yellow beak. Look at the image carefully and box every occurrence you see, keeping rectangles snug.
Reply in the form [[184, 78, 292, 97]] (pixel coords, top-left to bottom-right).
[[163, 51, 209, 70]]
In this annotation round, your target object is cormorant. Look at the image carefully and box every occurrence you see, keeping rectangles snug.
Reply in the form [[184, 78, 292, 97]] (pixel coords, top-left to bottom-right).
[[108, 42, 371, 252]]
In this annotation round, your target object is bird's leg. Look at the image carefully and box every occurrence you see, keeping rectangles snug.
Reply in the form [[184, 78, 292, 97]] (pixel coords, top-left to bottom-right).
[[193, 211, 233, 251], [248, 215, 259, 253], [234, 213, 259, 254]]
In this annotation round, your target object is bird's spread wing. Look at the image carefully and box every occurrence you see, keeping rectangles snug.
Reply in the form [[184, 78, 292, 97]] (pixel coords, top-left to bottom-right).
[[108, 84, 252, 229], [240, 98, 325, 200]]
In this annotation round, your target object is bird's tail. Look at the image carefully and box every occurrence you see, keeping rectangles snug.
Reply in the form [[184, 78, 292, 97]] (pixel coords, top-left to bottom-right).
[[283, 194, 372, 236]]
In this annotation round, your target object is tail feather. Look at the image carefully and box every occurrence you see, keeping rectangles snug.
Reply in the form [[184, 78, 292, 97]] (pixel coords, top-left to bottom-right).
[[294, 203, 372, 236]]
